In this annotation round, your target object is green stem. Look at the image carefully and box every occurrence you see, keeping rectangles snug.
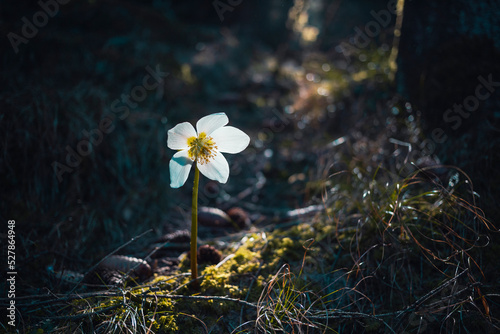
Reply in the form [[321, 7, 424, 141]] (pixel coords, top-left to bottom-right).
[[191, 165, 200, 282]]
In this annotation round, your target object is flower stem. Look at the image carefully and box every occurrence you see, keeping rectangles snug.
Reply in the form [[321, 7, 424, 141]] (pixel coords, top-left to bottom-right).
[[191, 165, 200, 283]]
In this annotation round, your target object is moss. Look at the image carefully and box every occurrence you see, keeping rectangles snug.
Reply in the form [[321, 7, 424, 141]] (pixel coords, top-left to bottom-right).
[[148, 275, 180, 291], [153, 315, 178, 333], [200, 243, 262, 298], [314, 223, 335, 242], [200, 265, 236, 295], [262, 232, 317, 268]]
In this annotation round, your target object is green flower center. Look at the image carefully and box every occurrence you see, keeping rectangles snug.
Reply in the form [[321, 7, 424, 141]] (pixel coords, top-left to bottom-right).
[[187, 132, 217, 165]]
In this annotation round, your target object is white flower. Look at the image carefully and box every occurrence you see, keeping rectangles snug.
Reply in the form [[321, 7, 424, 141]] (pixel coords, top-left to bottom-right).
[[167, 112, 250, 188]]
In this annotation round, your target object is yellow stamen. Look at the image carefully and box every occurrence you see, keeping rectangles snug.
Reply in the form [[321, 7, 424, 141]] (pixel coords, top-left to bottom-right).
[[187, 132, 217, 165]]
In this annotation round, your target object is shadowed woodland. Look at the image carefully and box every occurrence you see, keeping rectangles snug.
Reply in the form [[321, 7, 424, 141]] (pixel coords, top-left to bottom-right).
[[1, 0, 500, 333]]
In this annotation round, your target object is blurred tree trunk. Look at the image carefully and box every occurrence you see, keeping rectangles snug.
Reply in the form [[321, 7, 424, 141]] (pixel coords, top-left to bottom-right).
[[396, 0, 500, 220], [397, 0, 500, 130], [396, 0, 500, 132]]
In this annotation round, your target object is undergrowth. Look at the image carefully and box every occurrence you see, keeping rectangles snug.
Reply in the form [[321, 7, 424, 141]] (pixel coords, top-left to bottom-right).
[[12, 148, 498, 333], [3, 59, 499, 333]]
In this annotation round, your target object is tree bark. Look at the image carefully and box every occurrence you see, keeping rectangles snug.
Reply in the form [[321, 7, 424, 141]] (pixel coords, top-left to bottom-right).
[[396, 0, 500, 220], [397, 0, 500, 133]]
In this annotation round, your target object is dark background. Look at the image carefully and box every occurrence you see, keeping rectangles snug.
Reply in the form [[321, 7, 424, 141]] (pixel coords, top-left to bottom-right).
[[1, 0, 500, 330]]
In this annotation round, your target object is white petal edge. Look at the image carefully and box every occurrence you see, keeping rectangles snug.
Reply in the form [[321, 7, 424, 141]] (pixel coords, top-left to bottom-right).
[[167, 122, 197, 150], [196, 112, 228, 136], [197, 151, 229, 184], [169, 150, 194, 188], [210, 126, 250, 154]]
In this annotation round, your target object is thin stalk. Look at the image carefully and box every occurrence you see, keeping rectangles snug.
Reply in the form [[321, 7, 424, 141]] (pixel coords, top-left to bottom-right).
[[388, 0, 405, 81], [191, 165, 200, 282]]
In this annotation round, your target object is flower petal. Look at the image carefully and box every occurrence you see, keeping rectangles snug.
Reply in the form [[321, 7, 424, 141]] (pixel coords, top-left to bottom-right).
[[196, 112, 228, 136], [167, 122, 197, 150], [197, 151, 229, 184], [169, 150, 193, 188], [210, 126, 250, 154]]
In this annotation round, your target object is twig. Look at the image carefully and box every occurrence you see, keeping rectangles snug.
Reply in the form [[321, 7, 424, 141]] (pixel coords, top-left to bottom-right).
[[397, 268, 469, 317], [33, 303, 122, 321], [10, 291, 119, 308], [392, 268, 470, 331], [308, 310, 397, 334], [151, 294, 257, 309]]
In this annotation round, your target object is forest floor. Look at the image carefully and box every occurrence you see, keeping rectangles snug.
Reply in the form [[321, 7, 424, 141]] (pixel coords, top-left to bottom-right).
[[2, 1, 500, 333]]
